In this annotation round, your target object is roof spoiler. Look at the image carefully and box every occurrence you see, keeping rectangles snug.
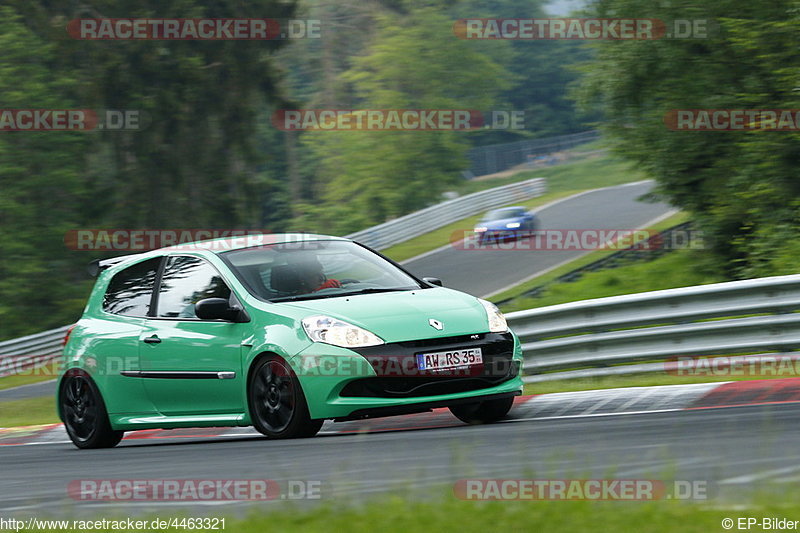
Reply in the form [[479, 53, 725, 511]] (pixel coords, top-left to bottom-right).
[[87, 254, 145, 277]]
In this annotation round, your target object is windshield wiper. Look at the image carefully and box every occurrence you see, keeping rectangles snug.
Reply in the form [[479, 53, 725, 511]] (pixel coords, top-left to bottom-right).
[[335, 287, 416, 297], [268, 293, 345, 303], [269, 287, 415, 303]]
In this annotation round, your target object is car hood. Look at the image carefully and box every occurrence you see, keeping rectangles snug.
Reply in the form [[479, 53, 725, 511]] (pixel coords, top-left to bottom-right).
[[271, 287, 490, 343]]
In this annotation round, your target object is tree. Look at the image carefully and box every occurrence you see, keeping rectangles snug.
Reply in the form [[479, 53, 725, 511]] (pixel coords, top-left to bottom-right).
[[453, 0, 599, 142], [294, 6, 512, 234], [0, 6, 90, 338], [0, 0, 299, 338], [575, 0, 800, 277]]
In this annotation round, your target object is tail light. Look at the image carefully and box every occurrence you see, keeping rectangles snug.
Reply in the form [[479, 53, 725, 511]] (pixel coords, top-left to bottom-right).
[[63, 325, 76, 347]]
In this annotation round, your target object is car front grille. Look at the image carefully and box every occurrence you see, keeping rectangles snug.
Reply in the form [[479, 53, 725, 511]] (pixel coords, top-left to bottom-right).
[[341, 332, 518, 398]]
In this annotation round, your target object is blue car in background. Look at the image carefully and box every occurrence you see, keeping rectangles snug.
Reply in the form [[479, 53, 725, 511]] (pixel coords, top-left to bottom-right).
[[474, 206, 538, 244]]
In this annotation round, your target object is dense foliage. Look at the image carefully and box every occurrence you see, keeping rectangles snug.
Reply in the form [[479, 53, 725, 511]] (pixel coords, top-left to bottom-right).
[[0, 0, 594, 338], [577, 0, 800, 278]]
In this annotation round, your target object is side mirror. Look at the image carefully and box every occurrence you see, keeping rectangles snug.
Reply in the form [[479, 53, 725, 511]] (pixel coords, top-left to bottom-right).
[[195, 298, 242, 321], [422, 277, 443, 287]]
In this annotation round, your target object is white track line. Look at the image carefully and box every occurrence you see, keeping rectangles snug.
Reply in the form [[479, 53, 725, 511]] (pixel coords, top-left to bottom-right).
[[482, 207, 679, 299], [719, 465, 800, 485], [400, 180, 656, 266]]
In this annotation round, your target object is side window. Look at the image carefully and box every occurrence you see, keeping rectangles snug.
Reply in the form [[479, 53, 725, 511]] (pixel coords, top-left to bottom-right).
[[103, 257, 161, 317], [156, 256, 231, 319]]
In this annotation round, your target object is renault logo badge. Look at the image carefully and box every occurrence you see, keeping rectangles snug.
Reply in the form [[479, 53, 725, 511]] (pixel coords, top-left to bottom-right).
[[429, 318, 443, 330]]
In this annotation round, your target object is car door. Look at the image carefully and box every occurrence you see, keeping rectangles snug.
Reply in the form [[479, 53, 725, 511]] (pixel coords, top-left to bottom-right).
[[139, 255, 246, 416]]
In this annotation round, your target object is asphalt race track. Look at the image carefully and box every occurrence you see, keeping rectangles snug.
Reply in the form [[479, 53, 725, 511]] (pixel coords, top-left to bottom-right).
[[403, 180, 674, 297], [2, 180, 775, 517], [0, 180, 673, 405], [1, 401, 799, 513]]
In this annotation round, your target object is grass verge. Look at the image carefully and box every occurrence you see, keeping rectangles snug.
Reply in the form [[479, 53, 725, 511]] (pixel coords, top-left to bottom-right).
[[0, 395, 57, 427], [23, 491, 800, 532], [493, 212, 711, 311], [384, 154, 647, 263], [0, 372, 56, 391]]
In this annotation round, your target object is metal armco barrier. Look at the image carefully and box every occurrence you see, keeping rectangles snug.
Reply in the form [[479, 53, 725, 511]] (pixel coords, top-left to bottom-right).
[[0, 177, 547, 376], [0, 325, 70, 377], [6, 274, 800, 381], [345, 177, 547, 250], [506, 274, 800, 380]]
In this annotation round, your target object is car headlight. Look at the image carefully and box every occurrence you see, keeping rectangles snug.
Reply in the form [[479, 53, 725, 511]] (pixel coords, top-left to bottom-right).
[[506, 222, 521, 229], [477, 299, 508, 333], [474, 226, 488, 232], [302, 315, 384, 348]]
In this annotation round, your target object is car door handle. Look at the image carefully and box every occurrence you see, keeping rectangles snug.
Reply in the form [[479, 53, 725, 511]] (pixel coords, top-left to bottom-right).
[[143, 335, 161, 345]]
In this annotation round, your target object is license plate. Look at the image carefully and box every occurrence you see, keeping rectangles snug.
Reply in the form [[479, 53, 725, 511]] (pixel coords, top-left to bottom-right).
[[416, 348, 483, 371]]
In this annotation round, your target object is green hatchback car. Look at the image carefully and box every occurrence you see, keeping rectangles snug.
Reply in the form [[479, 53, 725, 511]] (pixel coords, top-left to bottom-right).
[[58, 234, 524, 448]]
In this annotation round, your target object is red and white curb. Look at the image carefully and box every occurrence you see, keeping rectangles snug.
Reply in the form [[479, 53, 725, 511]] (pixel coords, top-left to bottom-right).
[[3, 378, 800, 446]]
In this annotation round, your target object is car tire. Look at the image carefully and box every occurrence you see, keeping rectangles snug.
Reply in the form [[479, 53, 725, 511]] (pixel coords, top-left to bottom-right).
[[248, 355, 323, 439], [60, 371, 124, 449], [449, 396, 514, 425]]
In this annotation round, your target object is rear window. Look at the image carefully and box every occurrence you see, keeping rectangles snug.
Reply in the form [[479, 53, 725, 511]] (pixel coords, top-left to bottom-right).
[[102, 257, 161, 317]]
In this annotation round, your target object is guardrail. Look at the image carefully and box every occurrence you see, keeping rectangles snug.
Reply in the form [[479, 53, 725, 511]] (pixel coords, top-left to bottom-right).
[[506, 274, 800, 382], [345, 177, 546, 250], [0, 177, 548, 376], [7, 274, 800, 382], [0, 325, 70, 377], [494, 220, 690, 305]]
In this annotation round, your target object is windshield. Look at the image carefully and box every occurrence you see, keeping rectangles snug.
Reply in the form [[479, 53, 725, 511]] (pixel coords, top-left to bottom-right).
[[221, 240, 423, 302], [484, 208, 525, 220]]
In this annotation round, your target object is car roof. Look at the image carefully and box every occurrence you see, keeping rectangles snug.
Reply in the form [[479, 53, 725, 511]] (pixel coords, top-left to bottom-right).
[[91, 233, 350, 276]]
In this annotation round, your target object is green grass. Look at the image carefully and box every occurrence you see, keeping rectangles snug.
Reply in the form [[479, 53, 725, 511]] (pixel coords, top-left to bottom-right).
[[499, 248, 714, 311], [513, 151, 645, 194], [499, 250, 722, 313], [230, 497, 791, 533], [452, 139, 609, 194], [23, 491, 800, 532], [383, 154, 647, 262], [0, 371, 57, 391], [0, 395, 58, 427], [492, 212, 703, 309]]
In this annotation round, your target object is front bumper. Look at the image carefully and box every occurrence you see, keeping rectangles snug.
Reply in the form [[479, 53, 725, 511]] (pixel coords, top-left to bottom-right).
[[479, 229, 533, 242], [288, 332, 524, 420]]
